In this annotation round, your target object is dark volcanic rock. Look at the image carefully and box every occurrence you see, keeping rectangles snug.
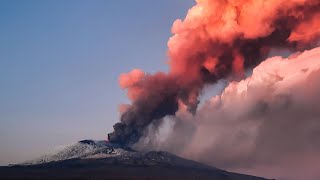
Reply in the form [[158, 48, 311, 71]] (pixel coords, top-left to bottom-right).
[[79, 139, 96, 146]]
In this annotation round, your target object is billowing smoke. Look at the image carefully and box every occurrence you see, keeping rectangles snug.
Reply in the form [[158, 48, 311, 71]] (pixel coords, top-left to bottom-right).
[[134, 47, 320, 180], [108, 0, 320, 146]]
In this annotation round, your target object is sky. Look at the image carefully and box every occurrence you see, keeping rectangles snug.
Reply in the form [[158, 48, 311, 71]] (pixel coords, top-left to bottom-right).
[[0, 0, 195, 165]]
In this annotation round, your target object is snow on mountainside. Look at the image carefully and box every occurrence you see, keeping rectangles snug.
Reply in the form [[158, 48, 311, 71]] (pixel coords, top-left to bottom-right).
[[21, 140, 130, 165]]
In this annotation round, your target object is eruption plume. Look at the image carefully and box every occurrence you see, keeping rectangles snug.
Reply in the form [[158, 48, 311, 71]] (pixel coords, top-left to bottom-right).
[[108, 0, 320, 146]]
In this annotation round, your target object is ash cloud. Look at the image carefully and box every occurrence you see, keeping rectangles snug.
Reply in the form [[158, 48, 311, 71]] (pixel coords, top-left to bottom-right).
[[135, 48, 320, 180], [109, 0, 320, 147]]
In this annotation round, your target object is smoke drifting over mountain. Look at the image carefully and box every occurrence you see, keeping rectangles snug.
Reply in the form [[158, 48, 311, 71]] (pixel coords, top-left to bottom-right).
[[134, 47, 320, 180], [108, 0, 320, 146]]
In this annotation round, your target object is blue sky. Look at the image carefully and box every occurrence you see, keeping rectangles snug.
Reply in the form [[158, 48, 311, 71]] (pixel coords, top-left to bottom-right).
[[0, 0, 195, 165]]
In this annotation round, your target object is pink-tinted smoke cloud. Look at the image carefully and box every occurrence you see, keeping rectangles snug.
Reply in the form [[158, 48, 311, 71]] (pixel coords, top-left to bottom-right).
[[109, 0, 320, 147]]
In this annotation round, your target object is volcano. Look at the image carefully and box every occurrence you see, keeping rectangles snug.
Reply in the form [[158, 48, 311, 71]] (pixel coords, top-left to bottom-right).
[[0, 140, 271, 180]]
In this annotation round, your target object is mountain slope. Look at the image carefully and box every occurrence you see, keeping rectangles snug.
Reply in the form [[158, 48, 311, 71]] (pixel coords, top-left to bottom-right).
[[0, 140, 272, 180]]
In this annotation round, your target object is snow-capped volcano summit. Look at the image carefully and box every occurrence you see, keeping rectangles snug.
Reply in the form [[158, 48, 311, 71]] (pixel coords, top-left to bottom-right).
[[21, 140, 132, 165], [20, 139, 217, 171]]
